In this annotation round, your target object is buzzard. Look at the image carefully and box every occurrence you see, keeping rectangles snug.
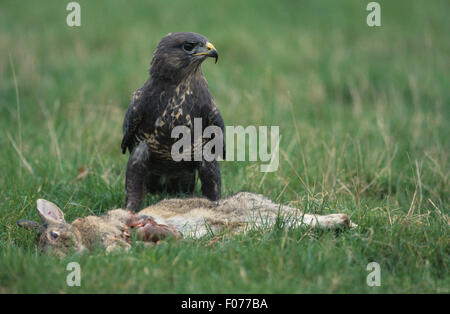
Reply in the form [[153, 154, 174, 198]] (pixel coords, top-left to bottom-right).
[[121, 32, 225, 211]]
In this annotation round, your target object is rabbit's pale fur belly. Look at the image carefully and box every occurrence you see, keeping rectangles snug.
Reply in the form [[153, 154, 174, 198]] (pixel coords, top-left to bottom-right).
[[139, 192, 353, 238]]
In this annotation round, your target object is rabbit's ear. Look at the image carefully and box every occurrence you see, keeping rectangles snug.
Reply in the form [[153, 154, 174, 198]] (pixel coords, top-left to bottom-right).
[[36, 199, 66, 225], [17, 220, 44, 232]]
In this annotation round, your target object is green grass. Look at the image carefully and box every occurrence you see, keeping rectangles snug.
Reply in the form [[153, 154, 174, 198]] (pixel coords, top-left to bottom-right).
[[0, 0, 448, 293]]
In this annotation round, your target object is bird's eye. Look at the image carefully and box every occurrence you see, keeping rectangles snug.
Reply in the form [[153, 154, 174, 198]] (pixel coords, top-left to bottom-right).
[[183, 43, 195, 52], [49, 231, 59, 240]]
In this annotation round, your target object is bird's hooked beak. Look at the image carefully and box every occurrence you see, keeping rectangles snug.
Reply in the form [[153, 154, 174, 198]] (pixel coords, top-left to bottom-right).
[[193, 41, 218, 64]]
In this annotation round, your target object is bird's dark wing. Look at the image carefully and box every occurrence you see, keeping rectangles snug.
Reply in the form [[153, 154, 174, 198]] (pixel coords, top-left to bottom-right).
[[121, 88, 145, 154], [204, 102, 226, 159]]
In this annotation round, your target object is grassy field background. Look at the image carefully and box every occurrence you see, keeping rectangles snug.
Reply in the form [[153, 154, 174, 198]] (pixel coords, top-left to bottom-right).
[[0, 0, 448, 293]]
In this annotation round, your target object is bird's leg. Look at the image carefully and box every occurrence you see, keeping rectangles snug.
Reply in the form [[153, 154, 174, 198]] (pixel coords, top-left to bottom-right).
[[198, 159, 221, 201], [125, 160, 145, 211], [125, 142, 149, 212]]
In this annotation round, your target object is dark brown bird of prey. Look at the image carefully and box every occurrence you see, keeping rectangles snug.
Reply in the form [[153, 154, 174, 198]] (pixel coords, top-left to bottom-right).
[[121, 32, 225, 211]]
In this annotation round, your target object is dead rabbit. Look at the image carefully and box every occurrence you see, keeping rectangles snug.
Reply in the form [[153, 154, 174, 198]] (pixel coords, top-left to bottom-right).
[[18, 192, 356, 256]]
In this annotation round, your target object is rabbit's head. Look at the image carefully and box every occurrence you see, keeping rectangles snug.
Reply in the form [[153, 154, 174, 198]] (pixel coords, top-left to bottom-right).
[[18, 199, 86, 257]]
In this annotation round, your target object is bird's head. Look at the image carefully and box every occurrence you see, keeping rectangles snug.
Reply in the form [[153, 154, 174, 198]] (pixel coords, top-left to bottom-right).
[[149, 32, 218, 82]]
